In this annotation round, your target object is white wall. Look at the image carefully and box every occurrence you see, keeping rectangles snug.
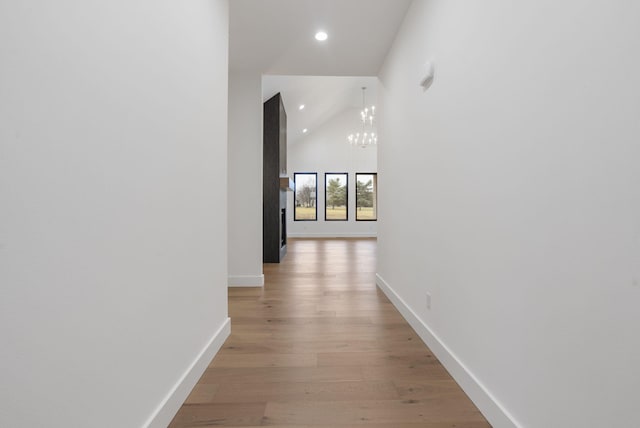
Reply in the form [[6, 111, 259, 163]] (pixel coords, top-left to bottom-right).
[[288, 109, 378, 237], [377, 1, 640, 427], [0, 1, 230, 427], [228, 72, 264, 286]]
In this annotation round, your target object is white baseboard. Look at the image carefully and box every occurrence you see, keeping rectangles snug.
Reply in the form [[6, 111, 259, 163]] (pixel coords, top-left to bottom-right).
[[375, 274, 520, 428], [143, 317, 231, 428], [288, 233, 377, 238], [228, 274, 264, 287]]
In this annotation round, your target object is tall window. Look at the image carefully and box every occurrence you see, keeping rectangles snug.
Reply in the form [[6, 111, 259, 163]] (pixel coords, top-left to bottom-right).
[[325, 173, 348, 221], [294, 173, 317, 221], [356, 173, 377, 221]]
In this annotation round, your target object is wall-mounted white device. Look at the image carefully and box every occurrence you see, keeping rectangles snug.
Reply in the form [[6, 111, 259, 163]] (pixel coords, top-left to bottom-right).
[[420, 61, 435, 92]]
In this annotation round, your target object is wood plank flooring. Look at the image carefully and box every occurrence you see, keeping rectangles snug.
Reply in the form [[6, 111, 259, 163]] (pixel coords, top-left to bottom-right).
[[169, 238, 490, 427]]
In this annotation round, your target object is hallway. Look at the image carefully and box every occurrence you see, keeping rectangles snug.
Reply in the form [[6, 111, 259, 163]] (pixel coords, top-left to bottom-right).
[[170, 238, 490, 427]]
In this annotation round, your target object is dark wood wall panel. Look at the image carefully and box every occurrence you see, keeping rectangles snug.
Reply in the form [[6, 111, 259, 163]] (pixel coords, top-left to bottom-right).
[[263, 93, 287, 263]]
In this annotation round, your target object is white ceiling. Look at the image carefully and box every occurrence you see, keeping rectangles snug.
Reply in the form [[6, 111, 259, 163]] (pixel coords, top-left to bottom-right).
[[263, 75, 379, 144], [229, 0, 412, 76], [230, 0, 411, 145]]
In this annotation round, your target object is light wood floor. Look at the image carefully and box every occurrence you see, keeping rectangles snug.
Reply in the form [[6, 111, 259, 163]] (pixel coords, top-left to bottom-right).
[[170, 238, 490, 427]]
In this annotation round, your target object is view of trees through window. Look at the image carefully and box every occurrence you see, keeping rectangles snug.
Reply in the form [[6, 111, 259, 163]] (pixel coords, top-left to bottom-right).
[[356, 173, 377, 221], [325, 173, 348, 221], [294, 173, 317, 221], [294, 172, 376, 222]]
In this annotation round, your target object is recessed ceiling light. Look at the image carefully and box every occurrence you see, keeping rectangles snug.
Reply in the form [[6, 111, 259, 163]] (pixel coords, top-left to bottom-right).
[[315, 31, 328, 41], [299, 104, 305, 110], [302, 128, 308, 134]]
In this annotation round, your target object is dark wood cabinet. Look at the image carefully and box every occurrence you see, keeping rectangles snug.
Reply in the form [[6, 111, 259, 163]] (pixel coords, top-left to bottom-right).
[[263, 93, 288, 263]]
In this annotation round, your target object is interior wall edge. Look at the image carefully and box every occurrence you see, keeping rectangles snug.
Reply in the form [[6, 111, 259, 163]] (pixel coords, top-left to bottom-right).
[[142, 318, 231, 428], [288, 233, 377, 239], [228, 275, 265, 287], [375, 273, 520, 428]]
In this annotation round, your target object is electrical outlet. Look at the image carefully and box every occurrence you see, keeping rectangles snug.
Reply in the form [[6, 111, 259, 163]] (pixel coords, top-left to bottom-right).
[[426, 292, 431, 310]]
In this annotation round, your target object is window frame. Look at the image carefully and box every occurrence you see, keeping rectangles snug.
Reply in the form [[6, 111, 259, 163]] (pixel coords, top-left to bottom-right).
[[355, 172, 378, 222], [293, 172, 318, 221], [324, 172, 349, 222]]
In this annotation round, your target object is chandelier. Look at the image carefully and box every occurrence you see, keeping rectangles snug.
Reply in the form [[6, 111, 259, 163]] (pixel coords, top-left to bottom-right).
[[347, 87, 377, 148]]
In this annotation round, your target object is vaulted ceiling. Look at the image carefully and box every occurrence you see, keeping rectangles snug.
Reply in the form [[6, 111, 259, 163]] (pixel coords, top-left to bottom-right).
[[229, 0, 412, 143], [262, 75, 378, 143]]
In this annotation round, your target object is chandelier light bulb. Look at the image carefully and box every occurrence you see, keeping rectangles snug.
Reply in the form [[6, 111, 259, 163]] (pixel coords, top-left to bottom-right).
[[347, 86, 377, 148]]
